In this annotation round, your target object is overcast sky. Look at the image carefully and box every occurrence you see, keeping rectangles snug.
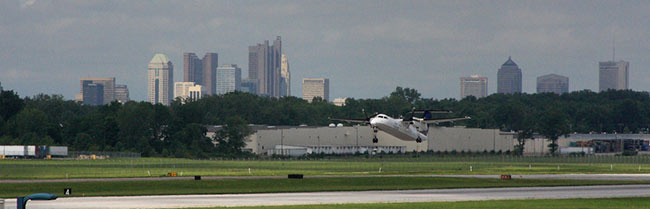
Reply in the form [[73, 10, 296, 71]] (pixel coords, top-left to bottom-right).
[[1, 0, 649, 101]]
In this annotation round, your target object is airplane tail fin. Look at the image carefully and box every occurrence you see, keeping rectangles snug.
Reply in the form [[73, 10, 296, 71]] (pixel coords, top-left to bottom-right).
[[423, 110, 432, 120]]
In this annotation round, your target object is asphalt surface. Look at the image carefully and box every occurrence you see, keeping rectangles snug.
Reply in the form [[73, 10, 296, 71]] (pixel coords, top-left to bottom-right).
[[3, 184, 650, 209], [4, 173, 650, 183]]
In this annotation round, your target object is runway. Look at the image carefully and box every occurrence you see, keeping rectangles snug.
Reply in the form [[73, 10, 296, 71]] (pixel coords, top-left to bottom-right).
[[4, 184, 650, 209]]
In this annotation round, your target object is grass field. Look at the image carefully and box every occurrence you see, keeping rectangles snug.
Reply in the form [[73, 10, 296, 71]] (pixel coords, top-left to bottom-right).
[[3, 156, 650, 179], [194, 197, 650, 209], [2, 177, 650, 198]]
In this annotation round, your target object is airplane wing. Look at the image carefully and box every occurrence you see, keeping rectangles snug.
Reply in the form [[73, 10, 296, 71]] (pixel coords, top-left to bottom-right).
[[421, 116, 471, 124], [329, 118, 368, 124]]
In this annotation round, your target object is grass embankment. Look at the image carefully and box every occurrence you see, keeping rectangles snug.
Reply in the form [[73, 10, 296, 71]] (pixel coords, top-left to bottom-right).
[[196, 197, 650, 209], [2, 177, 649, 198], [3, 156, 650, 179]]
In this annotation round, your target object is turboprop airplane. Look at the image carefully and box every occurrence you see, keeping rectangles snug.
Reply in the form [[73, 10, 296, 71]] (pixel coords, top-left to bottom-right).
[[331, 109, 470, 143]]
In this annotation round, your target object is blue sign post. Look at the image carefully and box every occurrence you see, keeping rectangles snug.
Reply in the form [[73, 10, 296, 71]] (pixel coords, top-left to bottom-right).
[[17, 193, 58, 209]]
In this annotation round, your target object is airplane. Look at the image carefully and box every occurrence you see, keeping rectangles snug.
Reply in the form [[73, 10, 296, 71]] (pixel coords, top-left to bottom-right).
[[330, 109, 470, 143]]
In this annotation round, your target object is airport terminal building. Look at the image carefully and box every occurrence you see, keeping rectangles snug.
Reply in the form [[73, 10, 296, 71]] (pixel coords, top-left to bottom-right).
[[208, 125, 516, 156]]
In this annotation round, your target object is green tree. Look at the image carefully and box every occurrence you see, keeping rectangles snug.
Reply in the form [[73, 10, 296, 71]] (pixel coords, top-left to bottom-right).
[[538, 108, 570, 155], [0, 90, 24, 121], [214, 116, 252, 156]]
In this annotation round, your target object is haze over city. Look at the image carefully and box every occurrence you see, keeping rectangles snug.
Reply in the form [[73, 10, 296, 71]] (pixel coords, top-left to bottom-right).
[[1, 0, 649, 100]]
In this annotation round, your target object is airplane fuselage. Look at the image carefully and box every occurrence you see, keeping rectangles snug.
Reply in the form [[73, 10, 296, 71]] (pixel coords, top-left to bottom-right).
[[369, 114, 427, 142]]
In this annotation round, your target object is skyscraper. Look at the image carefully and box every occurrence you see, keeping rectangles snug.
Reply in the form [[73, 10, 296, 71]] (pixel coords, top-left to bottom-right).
[[216, 64, 241, 95], [80, 77, 115, 105], [460, 75, 488, 99], [114, 84, 130, 104], [537, 74, 569, 94], [497, 56, 522, 94], [183, 52, 218, 95], [82, 83, 103, 106], [183, 53, 203, 85], [148, 53, 173, 105], [280, 54, 291, 97], [302, 78, 329, 102], [599, 61, 629, 91], [202, 53, 218, 95], [249, 36, 282, 97]]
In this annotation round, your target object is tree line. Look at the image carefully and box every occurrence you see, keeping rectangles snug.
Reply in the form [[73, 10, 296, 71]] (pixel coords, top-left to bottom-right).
[[1, 86, 649, 157]]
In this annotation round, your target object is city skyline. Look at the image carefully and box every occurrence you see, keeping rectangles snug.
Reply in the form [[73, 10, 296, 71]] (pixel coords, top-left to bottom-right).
[[1, 1, 649, 101]]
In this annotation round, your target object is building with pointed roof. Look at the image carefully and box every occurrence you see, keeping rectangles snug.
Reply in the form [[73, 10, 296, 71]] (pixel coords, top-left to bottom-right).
[[497, 56, 522, 94], [148, 53, 174, 105]]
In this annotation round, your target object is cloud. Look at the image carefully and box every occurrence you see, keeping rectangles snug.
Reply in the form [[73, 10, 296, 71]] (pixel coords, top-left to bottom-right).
[[20, 0, 36, 8]]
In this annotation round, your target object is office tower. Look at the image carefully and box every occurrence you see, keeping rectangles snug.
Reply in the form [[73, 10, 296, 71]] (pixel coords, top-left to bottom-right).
[[460, 75, 488, 99], [184, 52, 218, 95], [202, 53, 218, 95], [114, 84, 130, 104], [302, 78, 329, 102], [183, 53, 203, 85], [188, 85, 203, 101], [216, 64, 241, 95], [80, 77, 115, 105], [82, 83, 103, 106], [148, 53, 173, 105], [280, 54, 290, 97], [241, 79, 258, 94], [249, 36, 282, 97], [599, 61, 629, 91], [537, 74, 569, 94], [174, 82, 197, 101], [497, 56, 522, 94]]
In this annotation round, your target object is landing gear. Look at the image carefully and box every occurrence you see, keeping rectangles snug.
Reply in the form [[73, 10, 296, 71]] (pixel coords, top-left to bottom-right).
[[416, 137, 422, 143], [372, 126, 379, 143]]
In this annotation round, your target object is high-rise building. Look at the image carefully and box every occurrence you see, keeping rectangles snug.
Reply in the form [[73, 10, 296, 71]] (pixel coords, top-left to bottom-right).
[[114, 84, 130, 104], [249, 36, 282, 97], [174, 82, 197, 101], [216, 64, 241, 95], [537, 74, 569, 94], [80, 77, 115, 105], [148, 53, 174, 105], [188, 85, 203, 101], [497, 56, 522, 94], [280, 54, 291, 97], [460, 75, 488, 99], [202, 53, 218, 95], [599, 61, 629, 91], [82, 83, 104, 106], [183, 53, 203, 85], [183, 52, 218, 95], [241, 79, 258, 94], [302, 78, 329, 102]]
